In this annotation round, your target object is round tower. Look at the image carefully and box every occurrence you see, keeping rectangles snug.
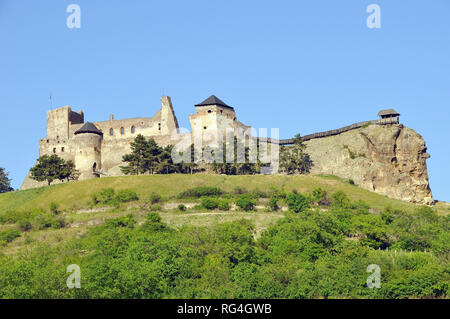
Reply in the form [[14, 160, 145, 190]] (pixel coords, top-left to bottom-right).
[[73, 122, 103, 180]]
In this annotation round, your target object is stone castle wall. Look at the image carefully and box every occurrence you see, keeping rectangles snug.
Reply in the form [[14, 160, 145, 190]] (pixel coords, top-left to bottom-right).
[[22, 96, 221, 189]]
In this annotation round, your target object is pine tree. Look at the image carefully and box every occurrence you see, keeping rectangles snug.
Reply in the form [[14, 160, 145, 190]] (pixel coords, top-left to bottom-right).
[[121, 135, 169, 175], [121, 134, 151, 175], [0, 167, 13, 193], [280, 133, 313, 174]]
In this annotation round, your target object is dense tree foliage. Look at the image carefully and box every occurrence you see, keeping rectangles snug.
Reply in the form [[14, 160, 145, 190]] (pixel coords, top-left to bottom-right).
[[0, 167, 13, 193], [30, 155, 79, 185], [121, 136, 198, 175], [0, 190, 448, 298], [122, 135, 269, 176], [121, 135, 164, 175], [210, 137, 260, 175]]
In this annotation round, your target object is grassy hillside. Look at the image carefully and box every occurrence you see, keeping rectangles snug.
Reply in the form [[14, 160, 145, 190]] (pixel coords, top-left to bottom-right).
[[0, 174, 438, 214], [1, 174, 447, 257], [0, 174, 448, 299]]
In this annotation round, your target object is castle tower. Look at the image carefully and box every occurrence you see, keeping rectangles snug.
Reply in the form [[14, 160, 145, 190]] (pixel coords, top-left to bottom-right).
[[46, 106, 84, 140], [73, 122, 103, 180], [189, 95, 237, 145]]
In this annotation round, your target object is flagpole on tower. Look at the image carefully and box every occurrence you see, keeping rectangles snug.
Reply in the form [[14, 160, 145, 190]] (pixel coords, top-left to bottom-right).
[[50, 93, 53, 110]]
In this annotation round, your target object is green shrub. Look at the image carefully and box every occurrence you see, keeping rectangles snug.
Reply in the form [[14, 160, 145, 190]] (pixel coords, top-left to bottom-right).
[[381, 207, 395, 225], [178, 186, 223, 198], [218, 200, 231, 211], [149, 193, 162, 204], [351, 200, 370, 213], [0, 209, 61, 231], [49, 202, 60, 215], [249, 189, 268, 199], [105, 214, 136, 228], [201, 197, 219, 210], [142, 212, 165, 231], [146, 212, 161, 223], [271, 189, 287, 200], [331, 191, 351, 209], [268, 198, 279, 211], [236, 194, 255, 211], [0, 229, 21, 243], [18, 219, 32, 231], [115, 189, 139, 203], [312, 187, 328, 204], [178, 204, 187, 211], [91, 188, 115, 205], [415, 206, 438, 223], [0, 210, 22, 224], [151, 204, 162, 211], [34, 212, 63, 230], [285, 192, 309, 213]]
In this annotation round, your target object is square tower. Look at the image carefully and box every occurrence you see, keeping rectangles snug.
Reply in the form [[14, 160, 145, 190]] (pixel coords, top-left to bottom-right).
[[189, 95, 238, 144]]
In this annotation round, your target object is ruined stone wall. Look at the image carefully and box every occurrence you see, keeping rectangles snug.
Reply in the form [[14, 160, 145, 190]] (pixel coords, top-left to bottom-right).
[[46, 106, 84, 140], [160, 96, 179, 135], [38, 137, 73, 162]]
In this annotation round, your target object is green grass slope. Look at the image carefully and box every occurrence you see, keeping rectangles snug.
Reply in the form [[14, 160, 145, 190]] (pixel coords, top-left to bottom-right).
[[0, 174, 435, 214], [0, 174, 448, 299]]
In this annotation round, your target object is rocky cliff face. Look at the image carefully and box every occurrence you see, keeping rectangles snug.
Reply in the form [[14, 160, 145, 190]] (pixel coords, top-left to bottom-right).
[[305, 124, 434, 205]]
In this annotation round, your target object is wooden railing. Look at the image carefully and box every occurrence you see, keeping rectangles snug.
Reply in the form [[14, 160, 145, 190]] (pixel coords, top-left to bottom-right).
[[261, 116, 399, 145]]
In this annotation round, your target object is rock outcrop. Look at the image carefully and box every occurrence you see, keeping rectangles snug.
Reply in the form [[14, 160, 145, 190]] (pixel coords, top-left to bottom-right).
[[305, 124, 434, 205]]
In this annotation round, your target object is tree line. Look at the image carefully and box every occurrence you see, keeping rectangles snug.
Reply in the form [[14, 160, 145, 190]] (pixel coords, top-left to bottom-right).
[[119, 134, 312, 176]]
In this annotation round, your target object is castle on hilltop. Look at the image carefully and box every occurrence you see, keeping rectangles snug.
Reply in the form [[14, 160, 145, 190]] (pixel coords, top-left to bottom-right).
[[22, 95, 425, 205], [21, 95, 251, 189]]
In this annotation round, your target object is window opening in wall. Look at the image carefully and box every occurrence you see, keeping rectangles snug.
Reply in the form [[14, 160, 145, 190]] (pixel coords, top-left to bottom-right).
[[203, 126, 207, 130], [109, 128, 114, 136], [131, 126, 135, 134], [220, 110, 223, 115], [208, 110, 212, 113], [93, 162, 97, 172], [120, 127, 125, 135], [61, 147, 64, 152], [158, 123, 161, 130], [53, 148, 56, 153]]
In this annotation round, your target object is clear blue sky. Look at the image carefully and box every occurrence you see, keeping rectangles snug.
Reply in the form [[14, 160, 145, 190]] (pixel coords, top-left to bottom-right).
[[0, 0, 449, 201]]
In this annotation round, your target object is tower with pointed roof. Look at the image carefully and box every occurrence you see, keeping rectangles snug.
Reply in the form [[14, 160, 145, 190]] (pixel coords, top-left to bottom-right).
[[73, 122, 103, 180], [190, 95, 244, 145]]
